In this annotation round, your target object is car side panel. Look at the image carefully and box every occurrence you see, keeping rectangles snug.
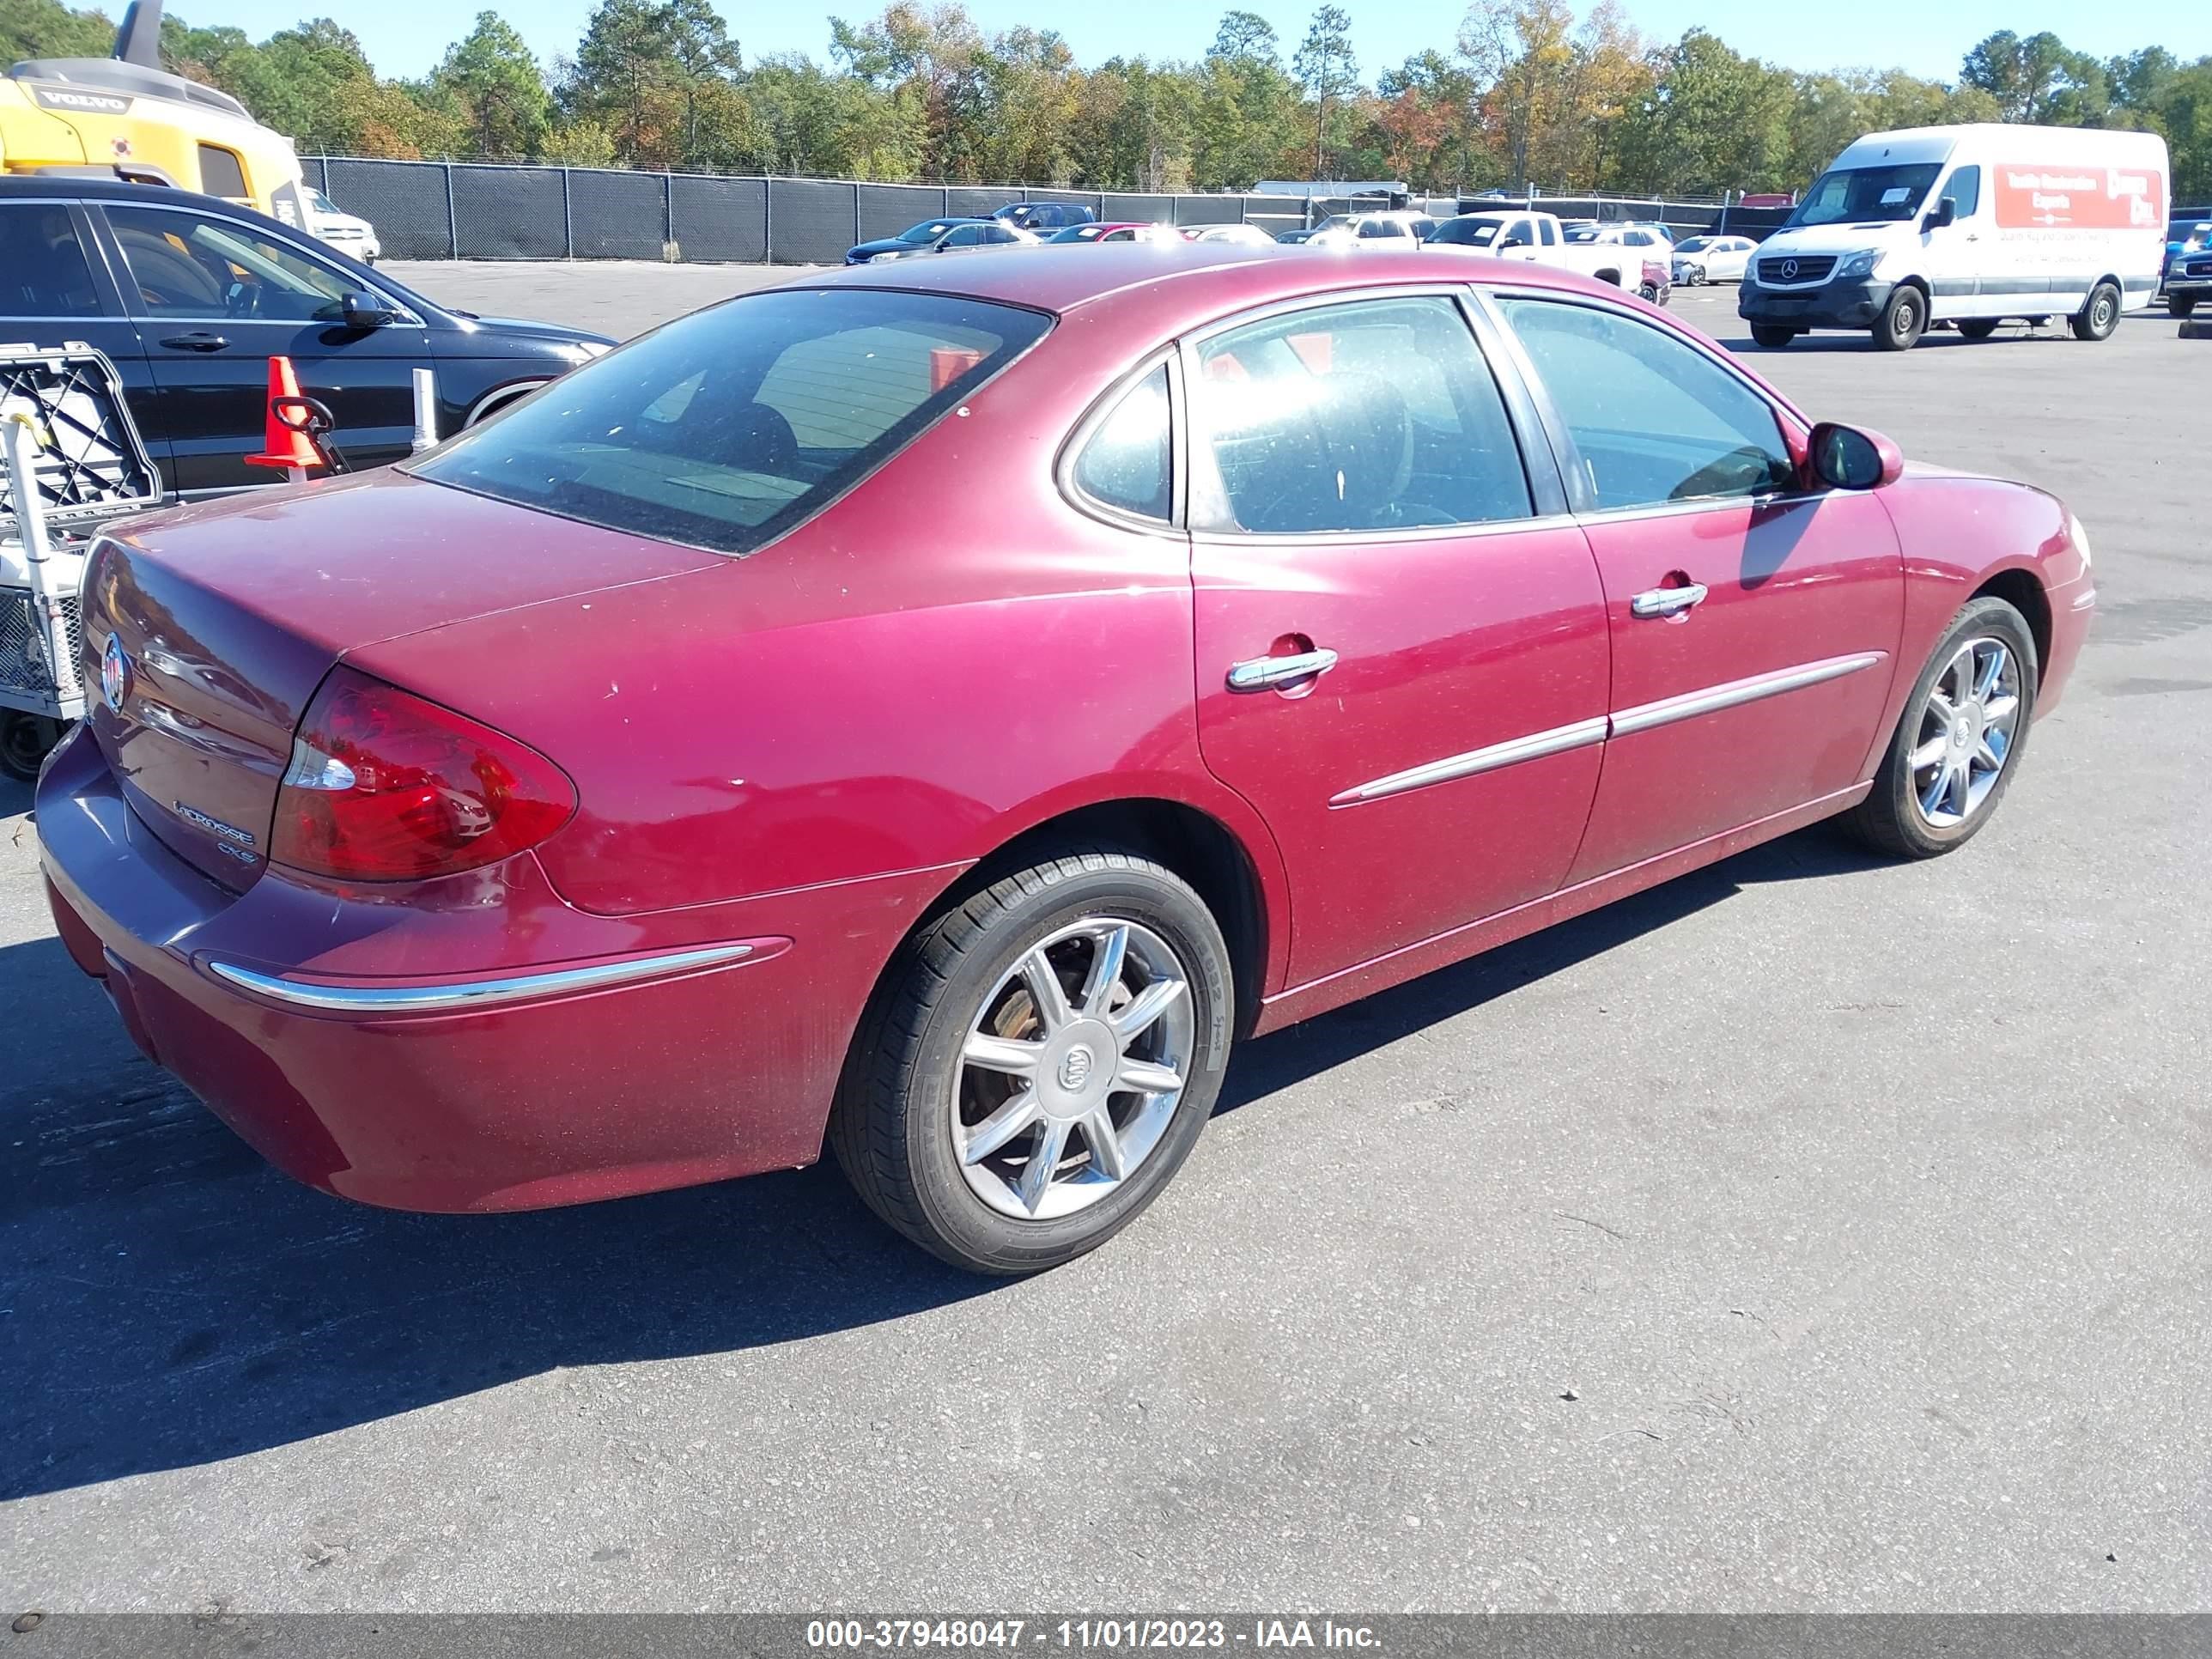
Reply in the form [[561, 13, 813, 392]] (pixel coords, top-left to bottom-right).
[[1856, 474, 2092, 775], [345, 345, 1297, 1001]]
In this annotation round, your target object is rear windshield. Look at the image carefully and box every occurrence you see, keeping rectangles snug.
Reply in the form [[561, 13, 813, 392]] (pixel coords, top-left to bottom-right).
[[409, 288, 1049, 556]]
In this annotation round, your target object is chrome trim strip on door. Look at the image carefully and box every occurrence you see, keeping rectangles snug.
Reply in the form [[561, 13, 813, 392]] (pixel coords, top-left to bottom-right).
[[1330, 717, 1609, 806], [206, 941, 760, 1014], [1328, 653, 1887, 807], [1609, 652, 1885, 737]]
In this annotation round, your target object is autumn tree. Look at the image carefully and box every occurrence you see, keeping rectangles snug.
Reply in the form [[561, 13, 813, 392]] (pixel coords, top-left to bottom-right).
[[1291, 5, 1358, 177]]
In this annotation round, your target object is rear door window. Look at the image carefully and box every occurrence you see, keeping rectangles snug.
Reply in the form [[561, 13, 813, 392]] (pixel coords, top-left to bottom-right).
[[410, 288, 1048, 555], [0, 204, 106, 317]]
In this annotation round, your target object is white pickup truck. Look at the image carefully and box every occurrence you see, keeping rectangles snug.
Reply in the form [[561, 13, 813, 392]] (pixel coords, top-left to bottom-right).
[[1427, 210, 1671, 295]]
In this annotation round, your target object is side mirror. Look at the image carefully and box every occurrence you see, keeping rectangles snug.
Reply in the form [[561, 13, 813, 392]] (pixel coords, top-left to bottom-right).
[[1808, 421, 1903, 491], [1925, 197, 1957, 231], [340, 289, 396, 329]]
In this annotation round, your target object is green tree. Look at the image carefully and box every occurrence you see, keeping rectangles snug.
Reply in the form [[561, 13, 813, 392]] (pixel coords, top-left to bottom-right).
[[433, 12, 552, 157], [1291, 4, 1358, 177], [1961, 30, 2099, 125], [1, 0, 116, 61], [1615, 28, 1795, 196], [566, 0, 683, 163]]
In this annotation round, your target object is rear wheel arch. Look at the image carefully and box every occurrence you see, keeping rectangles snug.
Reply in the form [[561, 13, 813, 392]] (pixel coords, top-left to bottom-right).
[[937, 798, 1276, 1042]]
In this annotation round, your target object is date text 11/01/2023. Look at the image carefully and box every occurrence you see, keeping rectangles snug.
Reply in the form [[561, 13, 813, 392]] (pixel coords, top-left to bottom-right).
[[805, 1619, 1383, 1650]]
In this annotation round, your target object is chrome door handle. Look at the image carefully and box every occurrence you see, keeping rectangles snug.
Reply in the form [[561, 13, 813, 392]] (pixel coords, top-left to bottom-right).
[[1629, 582, 1709, 619], [1227, 647, 1339, 690]]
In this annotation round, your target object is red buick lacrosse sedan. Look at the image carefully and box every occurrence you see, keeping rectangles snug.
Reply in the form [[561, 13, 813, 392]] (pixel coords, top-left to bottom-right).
[[40, 244, 2094, 1273]]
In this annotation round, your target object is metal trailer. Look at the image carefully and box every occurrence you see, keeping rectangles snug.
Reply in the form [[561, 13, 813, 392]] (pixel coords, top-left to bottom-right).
[[0, 342, 166, 780]]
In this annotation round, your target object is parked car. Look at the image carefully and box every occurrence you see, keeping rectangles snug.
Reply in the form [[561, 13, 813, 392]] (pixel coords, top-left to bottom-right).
[[40, 243, 2094, 1275], [1188, 222, 1275, 246], [1047, 222, 1177, 245], [1671, 234, 1758, 284], [848, 218, 1036, 263], [306, 185, 380, 264], [1741, 123, 2170, 349], [1431, 210, 1655, 291], [0, 176, 611, 499], [1305, 210, 1437, 248], [992, 201, 1096, 236]]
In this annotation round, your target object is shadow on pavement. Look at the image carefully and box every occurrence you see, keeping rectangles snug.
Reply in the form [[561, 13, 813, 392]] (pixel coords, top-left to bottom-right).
[[0, 821, 1887, 1501]]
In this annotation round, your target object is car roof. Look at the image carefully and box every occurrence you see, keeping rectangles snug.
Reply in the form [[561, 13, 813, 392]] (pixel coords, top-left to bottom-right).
[[800, 240, 1626, 329]]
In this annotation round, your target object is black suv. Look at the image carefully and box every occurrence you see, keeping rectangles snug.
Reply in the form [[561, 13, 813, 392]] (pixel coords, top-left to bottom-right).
[[0, 176, 614, 497]]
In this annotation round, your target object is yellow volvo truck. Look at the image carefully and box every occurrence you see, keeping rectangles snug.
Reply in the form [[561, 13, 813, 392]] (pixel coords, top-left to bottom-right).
[[3, 0, 310, 228]]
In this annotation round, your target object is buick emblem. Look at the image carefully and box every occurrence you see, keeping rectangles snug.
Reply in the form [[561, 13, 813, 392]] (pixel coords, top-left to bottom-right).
[[100, 635, 131, 714], [1058, 1046, 1096, 1091], [1780, 258, 1799, 281]]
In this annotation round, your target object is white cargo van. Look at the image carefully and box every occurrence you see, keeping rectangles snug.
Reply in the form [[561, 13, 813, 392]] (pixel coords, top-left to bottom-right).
[[1740, 124, 2170, 350]]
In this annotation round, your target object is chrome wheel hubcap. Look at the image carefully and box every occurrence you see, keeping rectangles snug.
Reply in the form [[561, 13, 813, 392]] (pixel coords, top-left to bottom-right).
[[954, 918, 1193, 1220], [1911, 636, 2021, 829]]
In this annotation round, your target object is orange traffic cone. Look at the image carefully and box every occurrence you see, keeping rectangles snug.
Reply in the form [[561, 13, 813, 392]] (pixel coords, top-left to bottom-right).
[[244, 356, 322, 475]]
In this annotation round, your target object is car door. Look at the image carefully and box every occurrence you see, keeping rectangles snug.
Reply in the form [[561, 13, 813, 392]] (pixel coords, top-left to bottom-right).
[[0, 199, 171, 490], [1186, 291, 1610, 984], [1487, 292, 1904, 883], [94, 200, 430, 496], [938, 225, 988, 253], [1498, 217, 1541, 263], [1923, 164, 1986, 316]]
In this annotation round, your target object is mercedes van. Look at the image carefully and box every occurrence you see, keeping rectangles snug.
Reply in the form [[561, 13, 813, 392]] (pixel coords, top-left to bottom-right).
[[1741, 124, 2170, 350]]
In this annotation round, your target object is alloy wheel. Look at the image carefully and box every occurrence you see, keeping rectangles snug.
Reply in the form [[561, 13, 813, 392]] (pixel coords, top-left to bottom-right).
[[953, 918, 1194, 1220], [1909, 636, 2021, 830]]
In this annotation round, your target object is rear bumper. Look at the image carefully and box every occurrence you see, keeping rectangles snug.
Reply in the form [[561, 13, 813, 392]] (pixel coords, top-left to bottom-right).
[[36, 724, 937, 1212], [1740, 277, 1892, 330]]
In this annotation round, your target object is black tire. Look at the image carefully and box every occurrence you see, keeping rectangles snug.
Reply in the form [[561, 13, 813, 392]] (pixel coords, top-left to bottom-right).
[[1955, 319, 2001, 341], [1873, 285, 1927, 350], [2070, 280, 2122, 341], [1841, 597, 2039, 860], [1638, 281, 1660, 302], [2172, 295, 2197, 319], [830, 847, 1234, 1275], [1749, 324, 1796, 349], [0, 713, 63, 782]]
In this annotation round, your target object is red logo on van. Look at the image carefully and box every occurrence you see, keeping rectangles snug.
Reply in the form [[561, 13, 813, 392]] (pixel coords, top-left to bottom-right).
[[1995, 166, 2166, 230]]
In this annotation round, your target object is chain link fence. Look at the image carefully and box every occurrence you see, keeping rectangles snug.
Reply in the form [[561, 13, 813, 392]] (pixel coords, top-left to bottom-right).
[[304, 158, 1316, 264]]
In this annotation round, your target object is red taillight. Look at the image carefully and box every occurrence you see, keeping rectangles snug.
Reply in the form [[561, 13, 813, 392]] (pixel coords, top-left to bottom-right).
[[271, 667, 576, 882]]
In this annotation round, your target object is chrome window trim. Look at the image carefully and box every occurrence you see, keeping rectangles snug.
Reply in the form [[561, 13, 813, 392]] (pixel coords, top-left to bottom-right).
[[1609, 652, 1885, 737], [1331, 716, 1608, 806], [1331, 652, 1886, 806], [1190, 510, 1581, 552], [206, 941, 759, 1015]]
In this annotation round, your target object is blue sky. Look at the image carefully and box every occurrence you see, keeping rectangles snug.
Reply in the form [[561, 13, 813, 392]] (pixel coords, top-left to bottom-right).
[[191, 0, 2209, 85]]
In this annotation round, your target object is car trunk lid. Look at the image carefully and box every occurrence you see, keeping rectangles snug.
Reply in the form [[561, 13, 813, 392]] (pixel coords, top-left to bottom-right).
[[81, 468, 719, 891]]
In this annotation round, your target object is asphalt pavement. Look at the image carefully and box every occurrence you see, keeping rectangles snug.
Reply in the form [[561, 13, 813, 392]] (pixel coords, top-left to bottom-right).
[[2, 270, 2206, 1614]]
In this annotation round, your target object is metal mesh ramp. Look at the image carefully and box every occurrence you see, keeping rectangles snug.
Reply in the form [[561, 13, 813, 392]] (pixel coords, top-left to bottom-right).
[[0, 342, 163, 532]]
